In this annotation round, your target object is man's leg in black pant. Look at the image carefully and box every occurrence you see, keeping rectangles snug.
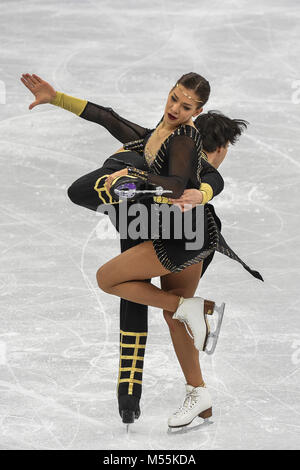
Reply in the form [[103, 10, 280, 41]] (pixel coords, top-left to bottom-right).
[[66, 163, 151, 422], [117, 236, 150, 422]]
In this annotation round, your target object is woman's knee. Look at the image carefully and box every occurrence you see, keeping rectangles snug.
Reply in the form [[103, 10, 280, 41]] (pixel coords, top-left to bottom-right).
[[96, 266, 112, 293]]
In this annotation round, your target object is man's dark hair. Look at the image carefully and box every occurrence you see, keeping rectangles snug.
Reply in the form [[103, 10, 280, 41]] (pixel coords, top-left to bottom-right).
[[194, 110, 248, 152], [174, 72, 210, 108]]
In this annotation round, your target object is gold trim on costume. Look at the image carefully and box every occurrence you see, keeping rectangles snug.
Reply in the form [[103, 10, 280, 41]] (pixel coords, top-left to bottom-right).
[[119, 379, 143, 385], [153, 195, 173, 204], [120, 330, 148, 336], [115, 147, 131, 154], [120, 355, 144, 361], [199, 183, 213, 205], [50, 91, 88, 116], [118, 331, 147, 395], [93, 174, 121, 205], [201, 150, 208, 161]]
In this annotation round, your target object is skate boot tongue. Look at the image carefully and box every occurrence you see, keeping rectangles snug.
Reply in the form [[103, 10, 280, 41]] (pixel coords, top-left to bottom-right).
[[185, 384, 195, 394]]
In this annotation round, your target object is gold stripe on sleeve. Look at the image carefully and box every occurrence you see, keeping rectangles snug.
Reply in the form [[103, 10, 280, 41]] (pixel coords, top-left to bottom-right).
[[50, 91, 88, 116], [199, 182, 213, 205]]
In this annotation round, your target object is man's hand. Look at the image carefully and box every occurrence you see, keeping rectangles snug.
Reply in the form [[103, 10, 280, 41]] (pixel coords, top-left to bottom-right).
[[20, 73, 57, 110], [169, 188, 203, 212]]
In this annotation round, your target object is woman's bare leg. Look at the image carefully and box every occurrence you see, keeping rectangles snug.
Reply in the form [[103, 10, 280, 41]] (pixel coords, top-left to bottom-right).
[[161, 263, 204, 388], [96, 240, 181, 312]]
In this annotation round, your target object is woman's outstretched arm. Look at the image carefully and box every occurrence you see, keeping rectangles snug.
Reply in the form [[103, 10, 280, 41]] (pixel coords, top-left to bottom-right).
[[20, 73, 151, 143], [78, 100, 151, 143]]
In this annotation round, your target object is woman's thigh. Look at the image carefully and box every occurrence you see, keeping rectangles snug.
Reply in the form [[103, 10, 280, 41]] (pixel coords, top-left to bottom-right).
[[96, 240, 171, 291], [160, 261, 203, 299]]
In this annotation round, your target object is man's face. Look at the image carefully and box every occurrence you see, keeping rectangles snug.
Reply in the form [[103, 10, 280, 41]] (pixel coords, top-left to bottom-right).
[[215, 142, 229, 166], [164, 84, 203, 126]]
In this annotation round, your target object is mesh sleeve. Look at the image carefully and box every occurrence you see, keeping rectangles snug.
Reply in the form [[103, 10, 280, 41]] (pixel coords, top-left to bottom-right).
[[143, 135, 196, 199], [80, 102, 152, 143]]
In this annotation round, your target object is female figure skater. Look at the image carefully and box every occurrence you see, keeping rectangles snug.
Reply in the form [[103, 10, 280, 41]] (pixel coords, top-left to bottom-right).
[[21, 72, 263, 430]]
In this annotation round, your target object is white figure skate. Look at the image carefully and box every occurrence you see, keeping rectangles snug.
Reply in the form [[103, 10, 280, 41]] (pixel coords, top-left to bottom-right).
[[168, 384, 212, 430], [172, 297, 225, 355]]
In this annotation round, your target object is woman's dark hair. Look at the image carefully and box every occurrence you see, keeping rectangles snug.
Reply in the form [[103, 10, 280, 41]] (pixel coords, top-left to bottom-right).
[[174, 72, 210, 108], [194, 110, 249, 152]]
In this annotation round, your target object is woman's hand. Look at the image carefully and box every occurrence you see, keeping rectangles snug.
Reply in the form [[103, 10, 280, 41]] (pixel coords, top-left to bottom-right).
[[104, 168, 129, 192], [169, 188, 203, 212], [20, 73, 57, 110]]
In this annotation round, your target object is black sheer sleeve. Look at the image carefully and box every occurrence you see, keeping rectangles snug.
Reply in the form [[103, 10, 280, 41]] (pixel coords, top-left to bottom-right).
[[129, 135, 196, 199], [200, 159, 224, 199], [80, 102, 152, 144]]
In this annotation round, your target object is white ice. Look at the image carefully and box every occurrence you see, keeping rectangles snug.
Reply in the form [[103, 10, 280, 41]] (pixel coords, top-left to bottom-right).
[[0, 0, 299, 450]]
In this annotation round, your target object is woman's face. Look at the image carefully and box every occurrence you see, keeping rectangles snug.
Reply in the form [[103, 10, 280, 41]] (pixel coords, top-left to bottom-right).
[[163, 84, 203, 126]]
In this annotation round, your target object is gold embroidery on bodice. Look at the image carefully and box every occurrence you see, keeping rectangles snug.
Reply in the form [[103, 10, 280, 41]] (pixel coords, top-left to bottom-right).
[[144, 121, 197, 167], [144, 128, 172, 166]]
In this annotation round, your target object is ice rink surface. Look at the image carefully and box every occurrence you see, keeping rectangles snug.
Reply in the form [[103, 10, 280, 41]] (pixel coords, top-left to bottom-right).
[[0, 0, 299, 450]]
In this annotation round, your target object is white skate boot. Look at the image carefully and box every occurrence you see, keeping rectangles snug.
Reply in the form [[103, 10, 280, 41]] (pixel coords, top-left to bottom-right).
[[168, 384, 212, 430], [172, 297, 225, 354]]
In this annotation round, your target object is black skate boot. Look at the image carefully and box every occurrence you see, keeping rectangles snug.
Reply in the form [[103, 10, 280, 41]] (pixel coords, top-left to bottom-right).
[[118, 395, 141, 425]]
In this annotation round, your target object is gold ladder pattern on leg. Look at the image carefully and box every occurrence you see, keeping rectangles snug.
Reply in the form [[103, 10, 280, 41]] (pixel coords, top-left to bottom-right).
[[118, 330, 147, 395]]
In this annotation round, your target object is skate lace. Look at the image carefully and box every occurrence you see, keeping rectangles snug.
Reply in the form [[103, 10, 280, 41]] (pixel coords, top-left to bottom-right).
[[174, 391, 198, 416]]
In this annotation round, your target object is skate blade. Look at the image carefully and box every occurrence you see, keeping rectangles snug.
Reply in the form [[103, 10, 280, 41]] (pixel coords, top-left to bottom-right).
[[168, 417, 213, 435], [205, 302, 225, 355]]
